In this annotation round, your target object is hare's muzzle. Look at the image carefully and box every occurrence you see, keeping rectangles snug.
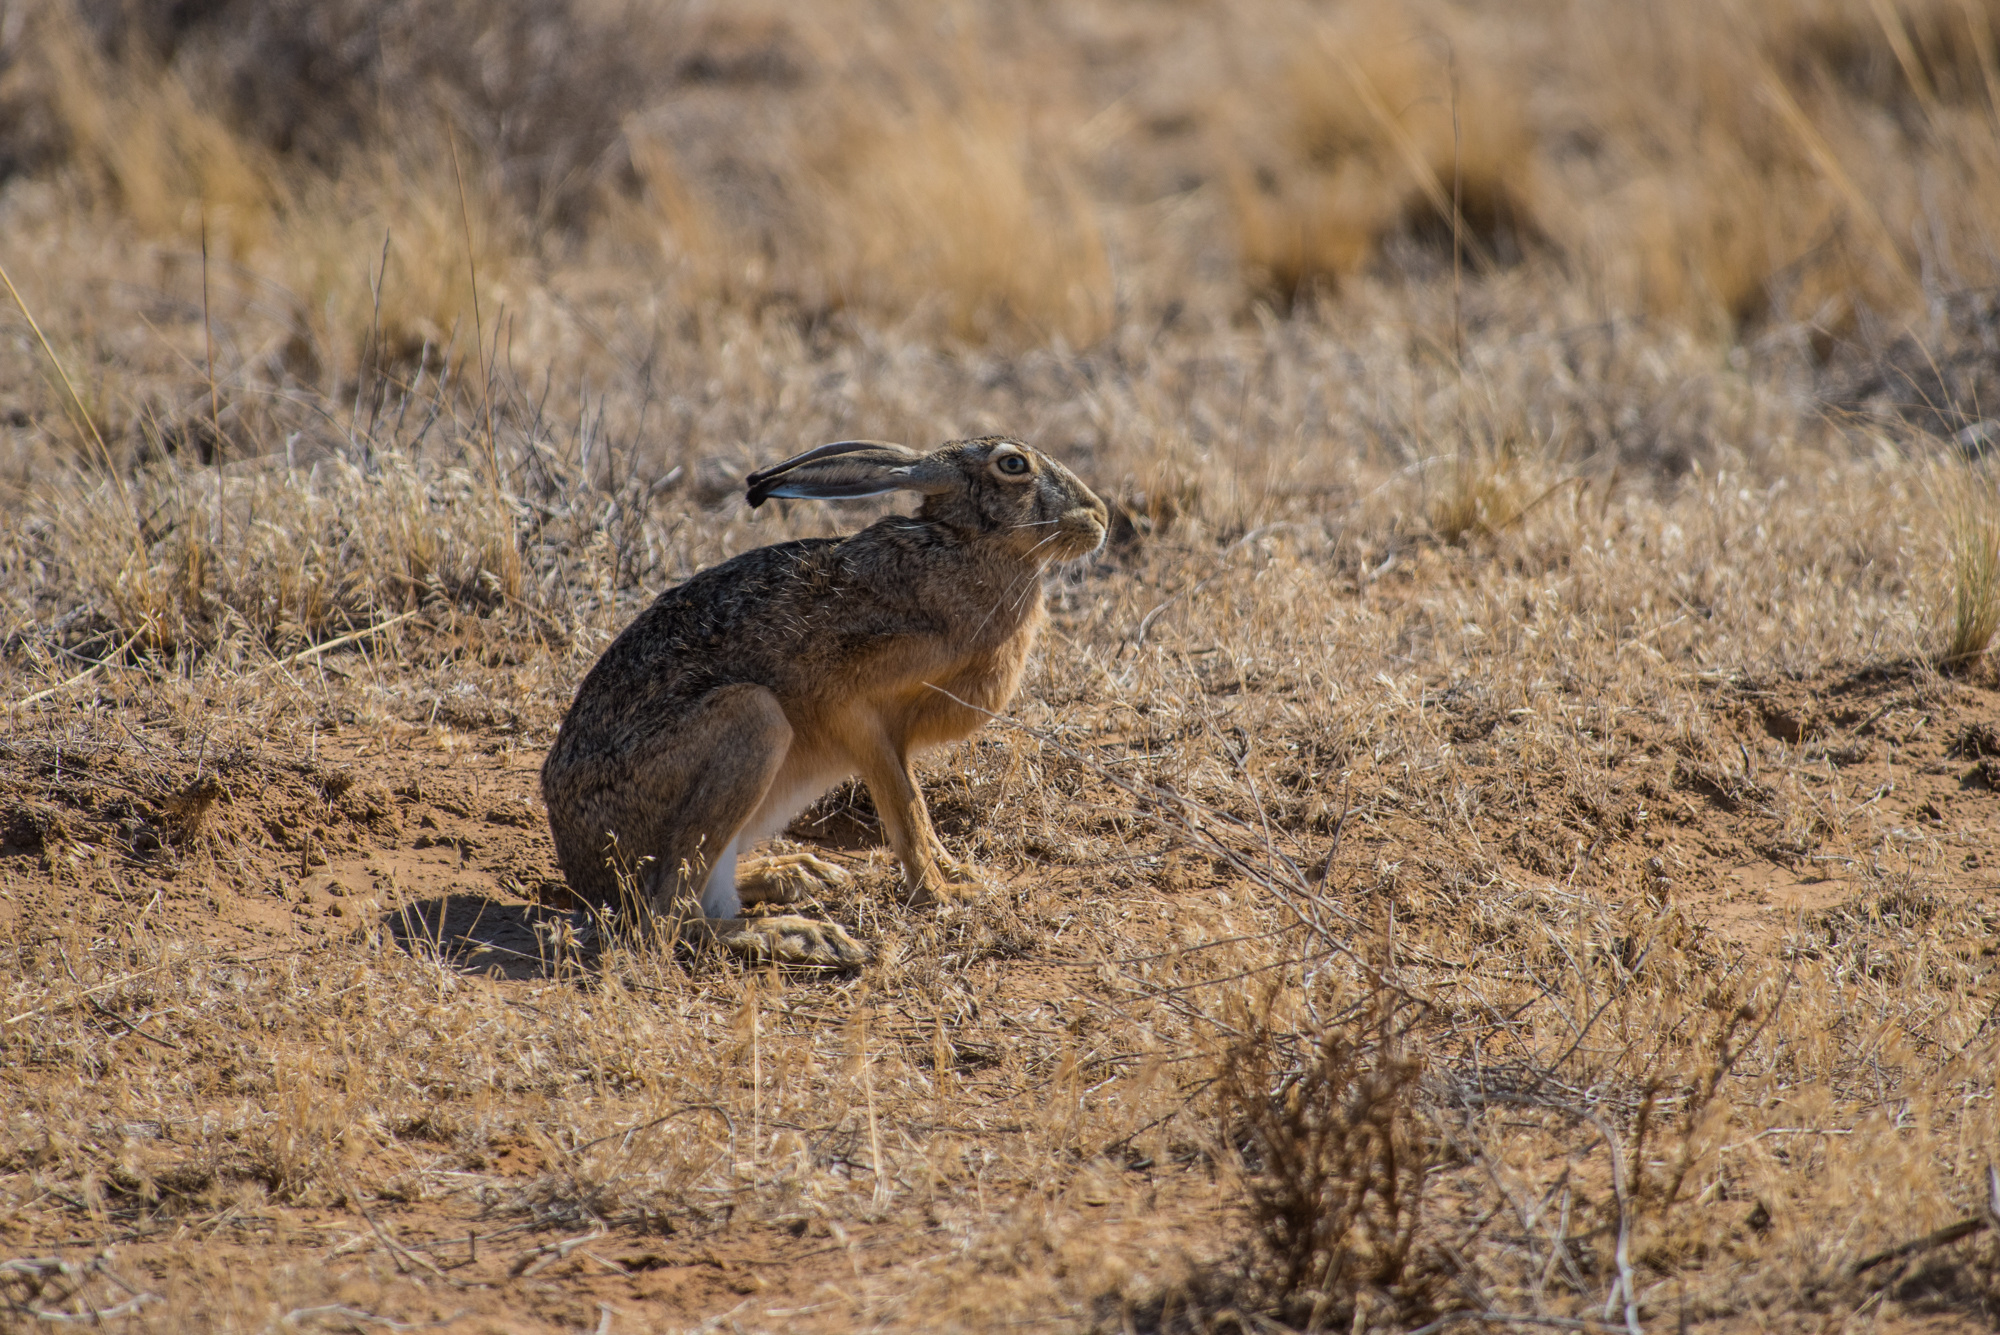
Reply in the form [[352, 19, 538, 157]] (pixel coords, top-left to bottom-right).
[[1056, 499, 1109, 559]]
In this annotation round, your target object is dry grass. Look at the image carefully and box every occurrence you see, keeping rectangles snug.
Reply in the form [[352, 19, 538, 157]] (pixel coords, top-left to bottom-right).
[[1224, 1, 1539, 299], [3, 1, 2000, 1332], [1933, 461, 2000, 670], [1212, 985, 1441, 1330]]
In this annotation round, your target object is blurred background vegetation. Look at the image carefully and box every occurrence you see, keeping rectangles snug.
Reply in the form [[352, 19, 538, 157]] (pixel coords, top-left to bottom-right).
[[2, 0, 1996, 398], [3, 0, 1999, 666]]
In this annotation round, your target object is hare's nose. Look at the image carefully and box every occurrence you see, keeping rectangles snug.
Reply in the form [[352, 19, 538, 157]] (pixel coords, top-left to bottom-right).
[[1062, 503, 1107, 536]]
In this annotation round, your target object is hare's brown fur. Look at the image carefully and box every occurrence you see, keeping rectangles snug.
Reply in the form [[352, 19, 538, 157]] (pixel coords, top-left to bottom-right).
[[541, 436, 1106, 967]]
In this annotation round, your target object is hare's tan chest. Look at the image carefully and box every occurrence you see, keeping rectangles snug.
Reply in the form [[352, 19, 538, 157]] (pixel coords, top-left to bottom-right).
[[897, 622, 1039, 751]]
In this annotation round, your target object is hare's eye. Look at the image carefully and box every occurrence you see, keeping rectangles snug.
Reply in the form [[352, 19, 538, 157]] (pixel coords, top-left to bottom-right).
[[996, 454, 1030, 476]]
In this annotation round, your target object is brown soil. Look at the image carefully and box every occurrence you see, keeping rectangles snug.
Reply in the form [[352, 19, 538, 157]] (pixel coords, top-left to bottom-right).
[[3, 642, 1998, 1332]]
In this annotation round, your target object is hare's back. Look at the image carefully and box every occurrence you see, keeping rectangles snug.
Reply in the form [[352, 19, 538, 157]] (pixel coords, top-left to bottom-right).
[[621, 538, 840, 659], [550, 538, 842, 748]]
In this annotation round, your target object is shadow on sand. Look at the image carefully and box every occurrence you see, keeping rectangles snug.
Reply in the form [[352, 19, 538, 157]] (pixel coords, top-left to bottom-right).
[[379, 894, 585, 981]]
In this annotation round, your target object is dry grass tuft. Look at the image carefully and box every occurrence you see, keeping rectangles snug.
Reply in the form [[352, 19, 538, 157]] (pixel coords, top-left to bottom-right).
[[30, 5, 282, 257], [1426, 427, 1570, 546], [1215, 985, 1441, 1330], [1932, 461, 2000, 671], [1227, 2, 1538, 298], [820, 88, 1114, 347], [31, 454, 533, 659]]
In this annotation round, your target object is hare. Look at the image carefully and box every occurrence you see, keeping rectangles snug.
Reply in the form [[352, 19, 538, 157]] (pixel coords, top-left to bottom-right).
[[541, 436, 1108, 968]]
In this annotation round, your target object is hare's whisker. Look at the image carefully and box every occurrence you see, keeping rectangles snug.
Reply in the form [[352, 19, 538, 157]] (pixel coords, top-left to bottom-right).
[[968, 570, 1042, 641], [1002, 570, 1044, 622]]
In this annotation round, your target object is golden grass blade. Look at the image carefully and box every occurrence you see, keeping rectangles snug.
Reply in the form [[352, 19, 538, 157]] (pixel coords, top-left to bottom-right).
[[1931, 461, 2000, 671], [448, 126, 502, 494], [10, 626, 146, 710], [0, 253, 124, 494], [1867, 0, 1938, 116], [260, 608, 426, 672], [1326, 38, 1496, 274], [1754, 56, 1920, 298]]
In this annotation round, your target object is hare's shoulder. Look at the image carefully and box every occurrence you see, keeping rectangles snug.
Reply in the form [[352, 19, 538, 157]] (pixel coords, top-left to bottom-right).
[[687, 536, 845, 592], [638, 537, 842, 622], [669, 520, 964, 613], [554, 538, 840, 722]]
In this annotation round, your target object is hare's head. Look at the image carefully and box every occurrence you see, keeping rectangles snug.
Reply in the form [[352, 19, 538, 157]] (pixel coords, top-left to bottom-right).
[[746, 436, 1107, 567]]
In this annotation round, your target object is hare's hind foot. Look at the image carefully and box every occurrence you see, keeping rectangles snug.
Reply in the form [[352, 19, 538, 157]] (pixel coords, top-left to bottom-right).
[[690, 914, 871, 969], [735, 852, 851, 907]]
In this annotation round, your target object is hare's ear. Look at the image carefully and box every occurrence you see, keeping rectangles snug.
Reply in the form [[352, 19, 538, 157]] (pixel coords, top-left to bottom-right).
[[745, 440, 958, 507]]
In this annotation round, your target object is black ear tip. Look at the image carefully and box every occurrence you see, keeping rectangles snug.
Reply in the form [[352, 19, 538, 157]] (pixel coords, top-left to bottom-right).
[[744, 463, 781, 506]]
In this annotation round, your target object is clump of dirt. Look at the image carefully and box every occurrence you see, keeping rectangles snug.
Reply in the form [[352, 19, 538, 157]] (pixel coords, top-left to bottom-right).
[[0, 705, 567, 958], [1, 729, 398, 878]]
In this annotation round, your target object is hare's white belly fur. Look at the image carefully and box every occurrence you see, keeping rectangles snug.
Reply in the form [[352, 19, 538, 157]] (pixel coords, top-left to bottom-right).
[[699, 761, 846, 917]]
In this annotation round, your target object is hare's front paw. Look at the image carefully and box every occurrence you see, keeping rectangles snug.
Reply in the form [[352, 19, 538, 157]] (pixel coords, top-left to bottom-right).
[[736, 852, 851, 906], [902, 858, 985, 910], [715, 914, 872, 969]]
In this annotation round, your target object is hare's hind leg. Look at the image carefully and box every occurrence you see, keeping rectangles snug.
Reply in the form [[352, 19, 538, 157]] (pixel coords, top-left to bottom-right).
[[606, 685, 869, 968], [684, 911, 870, 968]]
